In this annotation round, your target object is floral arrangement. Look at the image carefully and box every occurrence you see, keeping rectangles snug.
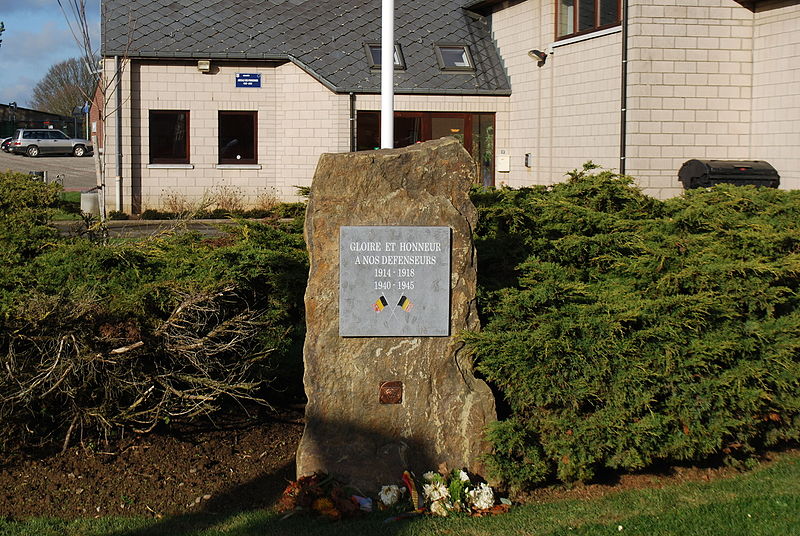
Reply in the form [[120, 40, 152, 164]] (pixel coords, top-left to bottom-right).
[[278, 468, 510, 522], [379, 469, 510, 518], [277, 473, 369, 520], [419, 469, 508, 517]]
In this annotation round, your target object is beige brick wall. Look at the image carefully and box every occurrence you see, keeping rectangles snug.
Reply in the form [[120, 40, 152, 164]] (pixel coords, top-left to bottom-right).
[[272, 63, 350, 200], [356, 94, 507, 114], [626, 0, 755, 198], [121, 63, 348, 210], [103, 60, 507, 212], [488, 0, 622, 187], [102, 56, 135, 213], [751, 0, 800, 190], [102, 61, 351, 211], [488, 0, 798, 198]]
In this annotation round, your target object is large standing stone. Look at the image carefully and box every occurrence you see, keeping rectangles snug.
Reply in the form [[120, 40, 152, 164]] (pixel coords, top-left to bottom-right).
[[296, 138, 497, 492]]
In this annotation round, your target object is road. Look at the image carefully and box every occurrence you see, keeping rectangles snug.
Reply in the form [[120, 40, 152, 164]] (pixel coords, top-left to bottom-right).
[[0, 147, 98, 191]]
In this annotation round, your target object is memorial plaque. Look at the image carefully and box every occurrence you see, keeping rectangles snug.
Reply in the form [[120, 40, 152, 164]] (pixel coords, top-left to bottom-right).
[[339, 226, 451, 337]]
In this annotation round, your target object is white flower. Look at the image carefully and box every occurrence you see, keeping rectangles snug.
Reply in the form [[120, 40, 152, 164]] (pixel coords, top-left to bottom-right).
[[467, 482, 494, 510], [458, 470, 470, 482], [429, 499, 450, 517], [379, 484, 403, 506], [422, 471, 437, 482], [423, 481, 450, 503]]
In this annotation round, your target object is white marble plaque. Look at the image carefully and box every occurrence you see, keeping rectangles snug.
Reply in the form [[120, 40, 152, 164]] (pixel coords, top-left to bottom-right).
[[339, 226, 451, 337]]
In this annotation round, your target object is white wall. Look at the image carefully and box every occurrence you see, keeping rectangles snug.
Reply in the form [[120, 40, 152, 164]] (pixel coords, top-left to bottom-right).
[[488, 0, 799, 198], [626, 0, 755, 198], [751, 0, 800, 190], [105, 60, 352, 212], [489, 0, 622, 187]]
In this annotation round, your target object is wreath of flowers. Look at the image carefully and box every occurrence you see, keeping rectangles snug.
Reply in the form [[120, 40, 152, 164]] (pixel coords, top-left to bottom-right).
[[278, 468, 510, 521]]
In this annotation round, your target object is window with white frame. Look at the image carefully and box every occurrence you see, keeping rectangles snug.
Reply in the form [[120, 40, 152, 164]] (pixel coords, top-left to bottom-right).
[[365, 43, 405, 69], [434, 45, 475, 71]]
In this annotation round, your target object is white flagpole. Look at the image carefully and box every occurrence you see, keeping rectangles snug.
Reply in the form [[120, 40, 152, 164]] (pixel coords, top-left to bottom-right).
[[381, 0, 394, 149]]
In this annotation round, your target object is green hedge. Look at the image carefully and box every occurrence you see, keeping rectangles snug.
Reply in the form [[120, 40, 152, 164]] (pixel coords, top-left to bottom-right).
[[4, 168, 800, 481], [0, 173, 308, 452], [467, 164, 800, 489], [0, 172, 61, 267]]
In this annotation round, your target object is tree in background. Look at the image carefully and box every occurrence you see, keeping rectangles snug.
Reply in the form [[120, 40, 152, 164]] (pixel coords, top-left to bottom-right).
[[59, 0, 130, 220], [30, 57, 95, 117]]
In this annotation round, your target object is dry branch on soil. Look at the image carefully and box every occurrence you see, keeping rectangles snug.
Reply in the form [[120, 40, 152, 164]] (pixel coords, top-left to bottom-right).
[[1, 286, 275, 451]]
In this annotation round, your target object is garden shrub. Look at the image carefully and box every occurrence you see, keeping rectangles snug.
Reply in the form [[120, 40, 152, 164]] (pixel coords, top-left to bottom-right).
[[138, 202, 307, 221], [0, 188, 308, 452], [0, 172, 61, 267], [467, 164, 800, 489]]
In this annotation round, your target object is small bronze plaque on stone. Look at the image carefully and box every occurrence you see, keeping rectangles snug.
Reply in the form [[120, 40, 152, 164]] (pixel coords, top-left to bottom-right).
[[379, 381, 403, 404]]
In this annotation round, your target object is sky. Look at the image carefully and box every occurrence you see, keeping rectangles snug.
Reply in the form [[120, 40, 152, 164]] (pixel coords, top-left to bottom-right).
[[0, 0, 100, 108]]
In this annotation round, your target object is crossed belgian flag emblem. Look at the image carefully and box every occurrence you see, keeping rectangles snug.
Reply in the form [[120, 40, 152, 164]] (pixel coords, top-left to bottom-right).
[[373, 295, 414, 312]]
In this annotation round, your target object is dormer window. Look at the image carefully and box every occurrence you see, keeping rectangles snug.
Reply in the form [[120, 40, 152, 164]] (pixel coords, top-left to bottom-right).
[[435, 45, 474, 71], [365, 43, 405, 69]]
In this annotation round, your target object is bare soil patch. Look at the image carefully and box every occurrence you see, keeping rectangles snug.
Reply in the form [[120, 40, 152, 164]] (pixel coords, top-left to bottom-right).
[[0, 409, 793, 521], [0, 411, 303, 520]]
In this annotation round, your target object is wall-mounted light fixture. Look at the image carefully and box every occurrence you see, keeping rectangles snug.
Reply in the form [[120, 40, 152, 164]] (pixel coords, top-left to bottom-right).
[[528, 49, 547, 66], [197, 60, 211, 73]]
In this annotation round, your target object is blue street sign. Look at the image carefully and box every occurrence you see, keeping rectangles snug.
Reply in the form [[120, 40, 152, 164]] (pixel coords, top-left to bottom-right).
[[235, 73, 262, 88]]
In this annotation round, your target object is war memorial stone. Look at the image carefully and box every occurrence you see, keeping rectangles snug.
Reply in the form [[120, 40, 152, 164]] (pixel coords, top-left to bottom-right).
[[297, 138, 497, 492]]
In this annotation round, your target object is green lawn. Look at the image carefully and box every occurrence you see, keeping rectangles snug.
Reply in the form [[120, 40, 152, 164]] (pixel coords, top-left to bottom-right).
[[2, 450, 798, 536], [52, 191, 82, 221]]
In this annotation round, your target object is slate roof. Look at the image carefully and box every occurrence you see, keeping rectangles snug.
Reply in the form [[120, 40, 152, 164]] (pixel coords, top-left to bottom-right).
[[102, 0, 510, 96]]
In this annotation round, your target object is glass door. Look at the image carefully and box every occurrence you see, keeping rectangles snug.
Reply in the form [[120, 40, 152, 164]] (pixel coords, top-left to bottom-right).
[[356, 111, 495, 186]]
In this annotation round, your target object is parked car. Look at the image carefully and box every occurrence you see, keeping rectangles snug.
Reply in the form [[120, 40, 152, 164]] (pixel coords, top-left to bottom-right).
[[8, 129, 93, 157], [0, 137, 11, 152]]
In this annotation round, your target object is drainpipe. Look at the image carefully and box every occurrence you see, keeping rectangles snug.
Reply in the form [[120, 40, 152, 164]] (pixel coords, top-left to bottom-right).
[[350, 92, 356, 152], [619, 0, 629, 175], [115, 55, 123, 213]]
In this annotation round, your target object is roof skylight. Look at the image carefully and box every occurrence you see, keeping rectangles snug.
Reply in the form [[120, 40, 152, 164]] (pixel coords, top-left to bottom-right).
[[435, 45, 474, 71], [365, 43, 405, 70]]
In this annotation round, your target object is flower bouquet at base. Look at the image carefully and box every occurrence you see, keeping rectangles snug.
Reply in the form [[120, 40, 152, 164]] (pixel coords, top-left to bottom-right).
[[277, 472, 371, 521], [382, 468, 511, 520], [278, 467, 511, 523]]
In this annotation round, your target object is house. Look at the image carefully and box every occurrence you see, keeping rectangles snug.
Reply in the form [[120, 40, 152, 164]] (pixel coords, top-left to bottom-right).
[[100, 0, 800, 213]]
